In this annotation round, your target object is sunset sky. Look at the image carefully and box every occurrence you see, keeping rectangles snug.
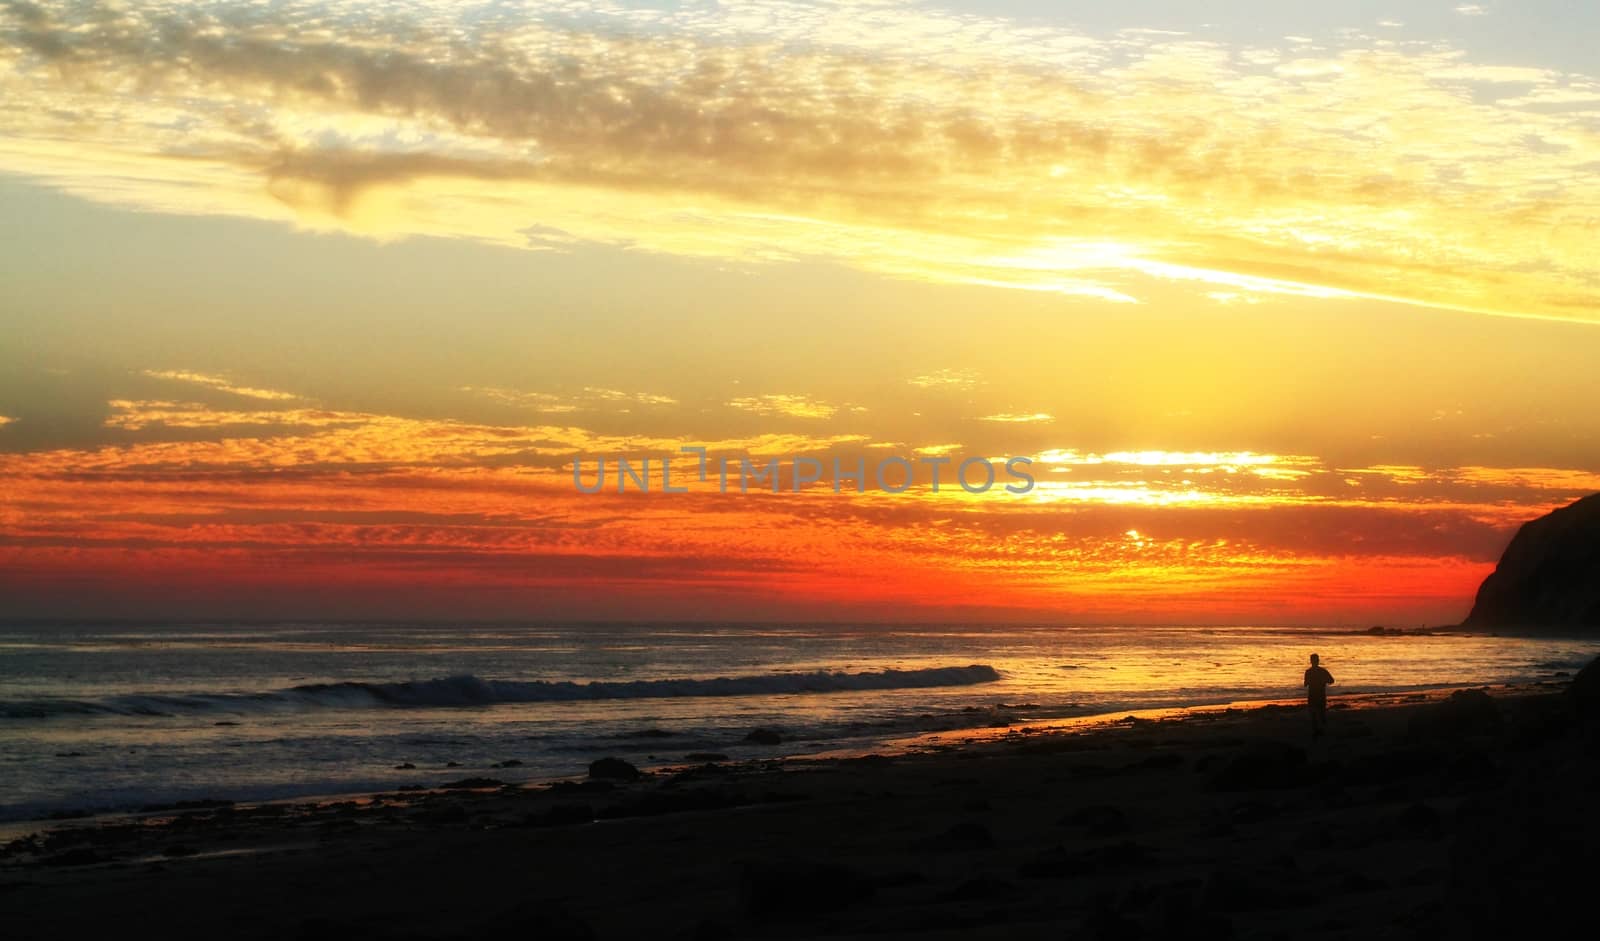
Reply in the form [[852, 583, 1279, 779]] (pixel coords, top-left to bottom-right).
[[2, 0, 1598, 624]]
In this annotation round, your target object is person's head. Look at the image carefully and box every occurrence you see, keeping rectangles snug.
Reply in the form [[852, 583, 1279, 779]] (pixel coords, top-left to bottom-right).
[[1310, 653, 1320, 665]]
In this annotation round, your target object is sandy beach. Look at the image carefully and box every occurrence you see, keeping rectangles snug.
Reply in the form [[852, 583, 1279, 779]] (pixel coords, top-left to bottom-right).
[[5, 673, 1595, 941]]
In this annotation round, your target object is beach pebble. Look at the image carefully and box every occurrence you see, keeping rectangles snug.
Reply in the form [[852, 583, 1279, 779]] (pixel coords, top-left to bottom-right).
[[587, 757, 640, 781], [739, 858, 873, 920]]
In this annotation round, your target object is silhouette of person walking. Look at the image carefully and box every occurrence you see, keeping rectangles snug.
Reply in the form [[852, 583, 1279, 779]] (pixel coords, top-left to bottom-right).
[[1304, 653, 1335, 738]]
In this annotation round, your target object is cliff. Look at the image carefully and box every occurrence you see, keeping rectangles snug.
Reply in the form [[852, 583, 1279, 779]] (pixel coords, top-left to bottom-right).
[[1461, 493, 1600, 634]]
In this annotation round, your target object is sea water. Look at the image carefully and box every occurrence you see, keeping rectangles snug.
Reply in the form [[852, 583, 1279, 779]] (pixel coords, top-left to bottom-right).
[[1, 622, 1594, 822]]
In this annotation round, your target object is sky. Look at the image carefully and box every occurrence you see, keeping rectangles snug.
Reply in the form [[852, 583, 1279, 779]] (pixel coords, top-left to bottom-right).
[[1, 0, 1598, 624]]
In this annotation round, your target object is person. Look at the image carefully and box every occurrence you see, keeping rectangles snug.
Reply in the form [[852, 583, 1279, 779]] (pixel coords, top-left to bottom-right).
[[1304, 653, 1335, 737]]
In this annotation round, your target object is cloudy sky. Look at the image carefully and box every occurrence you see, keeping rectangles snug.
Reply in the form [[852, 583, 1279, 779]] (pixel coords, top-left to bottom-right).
[[2, 0, 1597, 623]]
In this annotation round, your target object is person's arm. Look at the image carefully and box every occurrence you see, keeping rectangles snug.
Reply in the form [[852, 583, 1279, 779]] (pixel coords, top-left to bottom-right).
[[1326, 670, 1334, 686]]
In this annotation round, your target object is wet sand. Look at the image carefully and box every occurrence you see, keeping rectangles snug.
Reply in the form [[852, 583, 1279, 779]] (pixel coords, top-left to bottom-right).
[[3, 680, 1595, 940]]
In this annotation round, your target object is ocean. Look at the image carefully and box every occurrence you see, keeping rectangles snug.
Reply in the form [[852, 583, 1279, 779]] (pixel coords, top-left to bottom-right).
[[1, 622, 1594, 823]]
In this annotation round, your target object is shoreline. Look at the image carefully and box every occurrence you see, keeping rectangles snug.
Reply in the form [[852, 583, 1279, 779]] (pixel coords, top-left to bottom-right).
[[5, 671, 1594, 938], [0, 681, 1552, 841]]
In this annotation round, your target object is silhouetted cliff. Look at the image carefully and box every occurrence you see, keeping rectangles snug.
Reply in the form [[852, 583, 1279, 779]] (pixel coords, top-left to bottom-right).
[[1462, 493, 1600, 634]]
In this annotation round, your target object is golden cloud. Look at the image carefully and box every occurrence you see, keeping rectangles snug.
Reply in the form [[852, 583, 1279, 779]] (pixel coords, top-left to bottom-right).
[[2, 1, 1598, 321], [142, 369, 298, 401]]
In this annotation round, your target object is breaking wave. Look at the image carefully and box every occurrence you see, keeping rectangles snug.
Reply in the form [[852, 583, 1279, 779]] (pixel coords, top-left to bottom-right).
[[0, 665, 1002, 719]]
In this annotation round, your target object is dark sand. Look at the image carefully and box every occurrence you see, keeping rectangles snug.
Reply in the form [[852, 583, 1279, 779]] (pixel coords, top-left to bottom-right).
[[3, 682, 1596, 940]]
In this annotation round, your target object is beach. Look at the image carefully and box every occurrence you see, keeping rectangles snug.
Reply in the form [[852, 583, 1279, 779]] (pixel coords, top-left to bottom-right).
[[5, 674, 1595, 940]]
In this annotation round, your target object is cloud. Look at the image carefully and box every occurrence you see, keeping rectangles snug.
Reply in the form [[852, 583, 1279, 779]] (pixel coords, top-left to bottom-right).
[[6, 389, 1596, 621], [908, 369, 980, 390], [0, 415, 14, 427], [979, 413, 1054, 424], [463, 386, 677, 413], [2, 1, 1598, 322], [61, 399, 867, 471], [727, 394, 839, 420], [1454, 5, 1489, 16], [142, 369, 298, 401]]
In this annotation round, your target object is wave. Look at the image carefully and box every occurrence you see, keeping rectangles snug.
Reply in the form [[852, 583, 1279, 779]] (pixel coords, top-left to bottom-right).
[[0, 665, 1001, 719]]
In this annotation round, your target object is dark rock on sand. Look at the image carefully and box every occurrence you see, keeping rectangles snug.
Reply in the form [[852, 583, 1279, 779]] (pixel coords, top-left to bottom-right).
[[1568, 655, 1600, 719], [936, 876, 1019, 902], [1060, 804, 1130, 837], [1019, 841, 1151, 879], [739, 858, 874, 920], [671, 763, 732, 782], [522, 803, 594, 828], [463, 900, 597, 940], [1125, 751, 1185, 772], [547, 779, 615, 795], [743, 728, 782, 745], [588, 757, 640, 781], [440, 777, 504, 790], [42, 849, 106, 867], [1208, 741, 1307, 790], [1396, 801, 1444, 839], [1461, 492, 1600, 634], [920, 821, 994, 852], [1203, 864, 1316, 912], [1407, 688, 1501, 739], [597, 789, 746, 820], [491, 759, 523, 769]]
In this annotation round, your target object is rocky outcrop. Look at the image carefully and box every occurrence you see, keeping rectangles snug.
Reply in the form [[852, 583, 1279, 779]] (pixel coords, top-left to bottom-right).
[[1461, 493, 1600, 634]]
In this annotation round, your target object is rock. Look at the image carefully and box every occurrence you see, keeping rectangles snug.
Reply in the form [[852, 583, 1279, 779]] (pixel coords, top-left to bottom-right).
[[394, 762, 415, 770], [1208, 741, 1307, 790], [920, 821, 994, 852], [739, 858, 873, 920], [1407, 688, 1502, 740], [547, 779, 615, 795], [440, 777, 504, 789], [935, 877, 1018, 902], [1396, 802, 1444, 839], [587, 757, 640, 781], [43, 848, 106, 867], [1461, 493, 1600, 633], [685, 752, 729, 762], [1127, 751, 1184, 771], [599, 790, 745, 820], [1060, 804, 1129, 837], [473, 902, 596, 939], [743, 728, 782, 745], [1019, 841, 1150, 879], [523, 803, 593, 828], [1203, 864, 1315, 912], [491, 759, 524, 769], [1568, 655, 1600, 720]]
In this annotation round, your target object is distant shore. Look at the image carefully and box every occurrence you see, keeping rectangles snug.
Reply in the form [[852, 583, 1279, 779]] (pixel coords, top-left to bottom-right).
[[5, 673, 1595, 940]]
